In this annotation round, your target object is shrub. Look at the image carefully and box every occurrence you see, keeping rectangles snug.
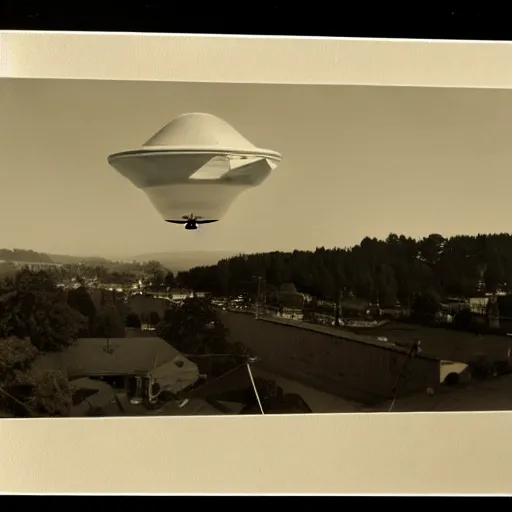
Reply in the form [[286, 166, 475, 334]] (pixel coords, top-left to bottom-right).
[[443, 372, 460, 386], [467, 354, 494, 380], [26, 370, 74, 417]]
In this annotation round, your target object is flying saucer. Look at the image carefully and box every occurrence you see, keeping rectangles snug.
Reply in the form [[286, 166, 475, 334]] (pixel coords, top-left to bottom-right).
[[107, 112, 283, 227]]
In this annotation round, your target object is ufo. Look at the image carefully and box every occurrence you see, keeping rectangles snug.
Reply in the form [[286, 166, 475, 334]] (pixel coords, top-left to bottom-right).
[[107, 113, 283, 229]]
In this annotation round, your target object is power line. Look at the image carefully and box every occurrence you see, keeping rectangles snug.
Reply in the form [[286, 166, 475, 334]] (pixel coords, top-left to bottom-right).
[[0, 385, 35, 418]]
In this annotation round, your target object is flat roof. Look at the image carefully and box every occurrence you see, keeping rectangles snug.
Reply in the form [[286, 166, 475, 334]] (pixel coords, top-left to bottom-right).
[[373, 372, 512, 413], [259, 315, 439, 361]]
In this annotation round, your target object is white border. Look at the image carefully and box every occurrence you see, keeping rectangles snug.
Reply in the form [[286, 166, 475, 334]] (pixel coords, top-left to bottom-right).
[[1, 32, 512, 496], [2, 31, 512, 88]]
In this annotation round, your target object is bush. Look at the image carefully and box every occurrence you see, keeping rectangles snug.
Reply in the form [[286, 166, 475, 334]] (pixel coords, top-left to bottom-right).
[[125, 312, 141, 329], [468, 354, 494, 380], [443, 372, 460, 386], [26, 370, 74, 417], [0, 337, 38, 384], [494, 360, 512, 376]]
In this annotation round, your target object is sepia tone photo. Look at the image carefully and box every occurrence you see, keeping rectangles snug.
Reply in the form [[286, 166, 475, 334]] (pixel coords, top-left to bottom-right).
[[2, 77, 512, 419]]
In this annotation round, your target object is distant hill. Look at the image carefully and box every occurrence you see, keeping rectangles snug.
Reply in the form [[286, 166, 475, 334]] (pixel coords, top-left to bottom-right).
[[0, 249, 53, 263], [131, 251, 237, 271], [0, 248, 113, 266], [0, 248, 236, 272], [47, 254, 112, 265]]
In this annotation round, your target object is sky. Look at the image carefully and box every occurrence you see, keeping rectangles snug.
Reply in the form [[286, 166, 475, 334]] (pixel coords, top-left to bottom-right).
[[1, 79, 512, 258]]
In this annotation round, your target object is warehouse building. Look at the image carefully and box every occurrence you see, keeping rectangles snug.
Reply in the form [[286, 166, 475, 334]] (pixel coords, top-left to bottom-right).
[[218, 310, 441, 405]]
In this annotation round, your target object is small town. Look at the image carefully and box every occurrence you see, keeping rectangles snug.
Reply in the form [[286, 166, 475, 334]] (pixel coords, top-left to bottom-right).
[[2, 232, 512, 418]]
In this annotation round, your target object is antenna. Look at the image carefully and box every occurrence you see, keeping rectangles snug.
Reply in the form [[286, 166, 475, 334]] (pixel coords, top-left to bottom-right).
[[246, 358, 264, 415], [148, 353, 162, 403], [388, 340, 421, 413]]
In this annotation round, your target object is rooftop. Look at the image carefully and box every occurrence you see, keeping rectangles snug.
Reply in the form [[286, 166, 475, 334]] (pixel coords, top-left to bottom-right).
[[374, 372, 512, 413], [367, 321, 512, 363], [259, 315, 438, 360], [32, 337, 190, 378], [98, 394, 222, 417]]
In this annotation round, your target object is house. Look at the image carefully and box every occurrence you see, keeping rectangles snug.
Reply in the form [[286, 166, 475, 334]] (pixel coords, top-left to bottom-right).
[[169, 289, 194, 301], [32, 337, 200, 405], [379, 307, 409, 319], [341, 298, 370, 317], [9, 260, 64, 272], [469, 297, 488, 314]]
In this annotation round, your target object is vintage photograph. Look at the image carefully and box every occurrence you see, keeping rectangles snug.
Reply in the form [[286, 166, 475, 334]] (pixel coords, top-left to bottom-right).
[[2, 78, 512, 418]]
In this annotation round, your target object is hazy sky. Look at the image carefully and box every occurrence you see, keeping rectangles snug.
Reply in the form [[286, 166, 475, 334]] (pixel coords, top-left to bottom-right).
[[1, 79, 512, 258]]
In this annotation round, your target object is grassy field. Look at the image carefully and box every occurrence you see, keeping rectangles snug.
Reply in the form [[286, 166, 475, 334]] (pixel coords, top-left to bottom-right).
[[358, 322, 512, 364]]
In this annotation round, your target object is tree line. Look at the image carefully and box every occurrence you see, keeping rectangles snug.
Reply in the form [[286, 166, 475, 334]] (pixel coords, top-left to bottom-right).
[[176, 233, 512, 308]]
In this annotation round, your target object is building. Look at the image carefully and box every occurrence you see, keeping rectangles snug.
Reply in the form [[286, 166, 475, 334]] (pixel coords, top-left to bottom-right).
[[218, 310, 440, 405], [469, 297, 488, 314], [0, 260, 64, 272], [169, 289, 194, 301], [32, 337, 200, 406]]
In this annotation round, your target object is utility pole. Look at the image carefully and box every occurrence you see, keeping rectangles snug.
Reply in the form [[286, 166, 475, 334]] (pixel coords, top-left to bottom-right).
[[255, 275, 262, 320], [334, 289, 343, 327]]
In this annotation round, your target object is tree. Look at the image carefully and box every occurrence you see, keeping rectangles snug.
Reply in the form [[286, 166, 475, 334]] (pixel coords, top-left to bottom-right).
[[26, 370, 74, 417], [160, 297, 247, 377], [29, 299, 88, 351], [163, 271, 175, 290], [418, 234, 446, 267], [453, 308, 473, 331], [148, 311, 161, 327], [0, 337, 38, 387], [0, 337, 73, 417], [484, 256, 505, 293], [410, 289, 441, 323], [163, 307, 176, 323], [125, 312, 142, 329], [375, 263, 398, 307], [171, 232, 512, 332], [143, 260, 167, 291], [0, 270, 87, 351], [498, 295, 512, 317], [216, 261, 231, 296], [67, 286, 96, 316], [94, 304, 126, 341], [67, 286, 97, 335]]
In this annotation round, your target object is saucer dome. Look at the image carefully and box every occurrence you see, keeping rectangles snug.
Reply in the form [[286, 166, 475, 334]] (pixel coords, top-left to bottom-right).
[[108, 113, 282, 224], [142, 113, 257, 152]]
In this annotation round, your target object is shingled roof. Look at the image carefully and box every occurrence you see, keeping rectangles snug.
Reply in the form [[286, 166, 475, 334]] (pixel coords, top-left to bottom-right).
[[32, 337, 191, 378]]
